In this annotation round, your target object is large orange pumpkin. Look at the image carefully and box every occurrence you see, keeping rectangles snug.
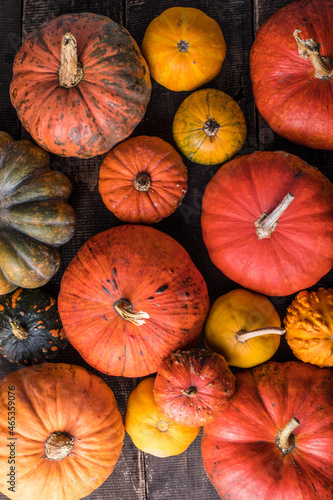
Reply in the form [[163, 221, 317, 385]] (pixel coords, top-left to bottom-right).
[[10, 12, 151, 158], [0, 363, 124, 500], [58, 225, 210, 377], [142, 7, 226, 92], [98, 135, 188, 224], [201, 361, 333, 499], [201, 150, 333, 296]]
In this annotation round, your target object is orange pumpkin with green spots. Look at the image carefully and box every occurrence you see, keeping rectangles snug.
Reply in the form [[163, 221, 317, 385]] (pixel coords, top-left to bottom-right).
[[0, 288, 67, 365], [10, 12, 151, 158]]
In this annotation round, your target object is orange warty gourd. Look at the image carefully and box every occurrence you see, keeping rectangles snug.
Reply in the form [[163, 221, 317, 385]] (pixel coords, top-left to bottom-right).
[[202, 361, 333, 500], [125, 377, 201, 457], [10, 13, 151, 158], [0, 363, 124, 500], [58, 225, 210, 377], [98, 135, 188, 224], [153, 348, 235, 427], [201, 151, 333, 296], [204, 288, 284, 368], [142, 7, 226, 92], [172, 89, 247, 165], [284, 287, 333, 367]]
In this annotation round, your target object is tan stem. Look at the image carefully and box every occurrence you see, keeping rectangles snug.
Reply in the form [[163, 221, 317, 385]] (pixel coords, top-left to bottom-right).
[[58, 33, 84, 88], [114, 299, 149, 326], [44, 431, 74, 461], [293, 30, 333, 79], [10, 320, 28, 340], [182, 386, 198, 397], [236, 327, 285, 343], [277, 417, 300, 454], [255, 193, 295, 239]]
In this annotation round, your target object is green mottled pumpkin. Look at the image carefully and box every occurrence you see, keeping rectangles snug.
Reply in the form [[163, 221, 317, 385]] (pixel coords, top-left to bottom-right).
[[0, 131, 76, 294], [10, 12, 151, 158], [0, 287, 67, 365]]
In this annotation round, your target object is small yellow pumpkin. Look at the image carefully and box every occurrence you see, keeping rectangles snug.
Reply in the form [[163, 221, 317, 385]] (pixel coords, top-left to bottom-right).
[[172, 88, 247, 165], [204, 288, 284, 368], [142, 7, 226, 92], [124, 377, 201, 457], [284, 287, 333, 367]]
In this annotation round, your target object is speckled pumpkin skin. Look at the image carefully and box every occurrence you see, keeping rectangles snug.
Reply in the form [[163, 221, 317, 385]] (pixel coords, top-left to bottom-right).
[[172, 88, 247, 165], [10, 12, 151, 158], [0, 288, 67, 365], [0, 132, 76, 294], [284, 287, 333, 367], [153, 348, 235, 427], [58, 225, 210, 377]]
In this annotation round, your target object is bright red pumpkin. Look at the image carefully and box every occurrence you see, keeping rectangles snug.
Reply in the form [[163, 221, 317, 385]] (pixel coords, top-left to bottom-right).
[[10, 13, 151, 158], [153, 348, 235, 427], [202, 361, 333, 500], [98, 135, 188, 224], [58, 225, 210, 377], [201, 150, 333, 296], [250, 0, 333, 149]]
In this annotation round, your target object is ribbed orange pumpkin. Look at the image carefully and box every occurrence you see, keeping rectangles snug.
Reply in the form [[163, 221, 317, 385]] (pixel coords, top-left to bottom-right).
[[10, 13, 151, 158], [58, 225, 210, 377], [0, 363, 124, 500], [98, 135, 188, 224]]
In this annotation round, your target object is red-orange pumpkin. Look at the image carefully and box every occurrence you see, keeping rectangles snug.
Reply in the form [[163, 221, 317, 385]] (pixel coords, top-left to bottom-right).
[[250, 0, 333, 149], [153, 348, 235, 427], [58, 225, 210, 377], [201, 150, 333, 296], [98, 135, 188, 224], [10, 13, 151, 158], [201, 361, 333, 499]]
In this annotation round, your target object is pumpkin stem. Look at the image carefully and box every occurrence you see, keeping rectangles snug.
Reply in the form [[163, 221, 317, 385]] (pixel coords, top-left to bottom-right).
[[276, 417, 300, 455], [58, 33, 84, 88], [10, 319, 28, 340], [114, 298, 149, 326], [157, 420, 169, 432], [255, 192, 295, 239], [236, 326, 285, 343], [44, 431, 75, 461], [202, 119, 220, 137], [178, 39, 190, 52], [293, 30, 333, 79], [182, 385, 198, 397], [133, 172, 151, 192]]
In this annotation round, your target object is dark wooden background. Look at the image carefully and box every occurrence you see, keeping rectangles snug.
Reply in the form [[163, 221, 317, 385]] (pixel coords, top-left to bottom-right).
[[0, 0, 332, 499]]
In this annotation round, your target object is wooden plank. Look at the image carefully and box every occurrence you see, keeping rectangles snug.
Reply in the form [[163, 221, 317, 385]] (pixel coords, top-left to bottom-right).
[[0, 0, 21, 138]]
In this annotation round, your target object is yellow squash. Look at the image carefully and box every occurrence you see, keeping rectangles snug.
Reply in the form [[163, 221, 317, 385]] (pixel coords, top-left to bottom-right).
[[204, 288, 284, 368], [172, 88, 247, 165], [124, 377, 200, 457]]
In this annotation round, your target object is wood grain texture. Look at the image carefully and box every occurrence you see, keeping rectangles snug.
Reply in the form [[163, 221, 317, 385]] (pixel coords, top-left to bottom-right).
[[0, 0, 332, 499]]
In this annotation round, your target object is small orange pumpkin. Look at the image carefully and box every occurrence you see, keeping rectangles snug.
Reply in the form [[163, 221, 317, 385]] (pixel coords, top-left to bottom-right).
[[172, 88, 247, 165], [125, 377, 201, 457], [98, 135, 188, 224], [284, 287, 333, 367], [142, 7, 226, 92]]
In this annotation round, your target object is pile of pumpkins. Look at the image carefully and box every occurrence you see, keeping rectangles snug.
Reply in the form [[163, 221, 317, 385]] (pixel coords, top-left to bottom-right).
[[0, 2, 332, 500]]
